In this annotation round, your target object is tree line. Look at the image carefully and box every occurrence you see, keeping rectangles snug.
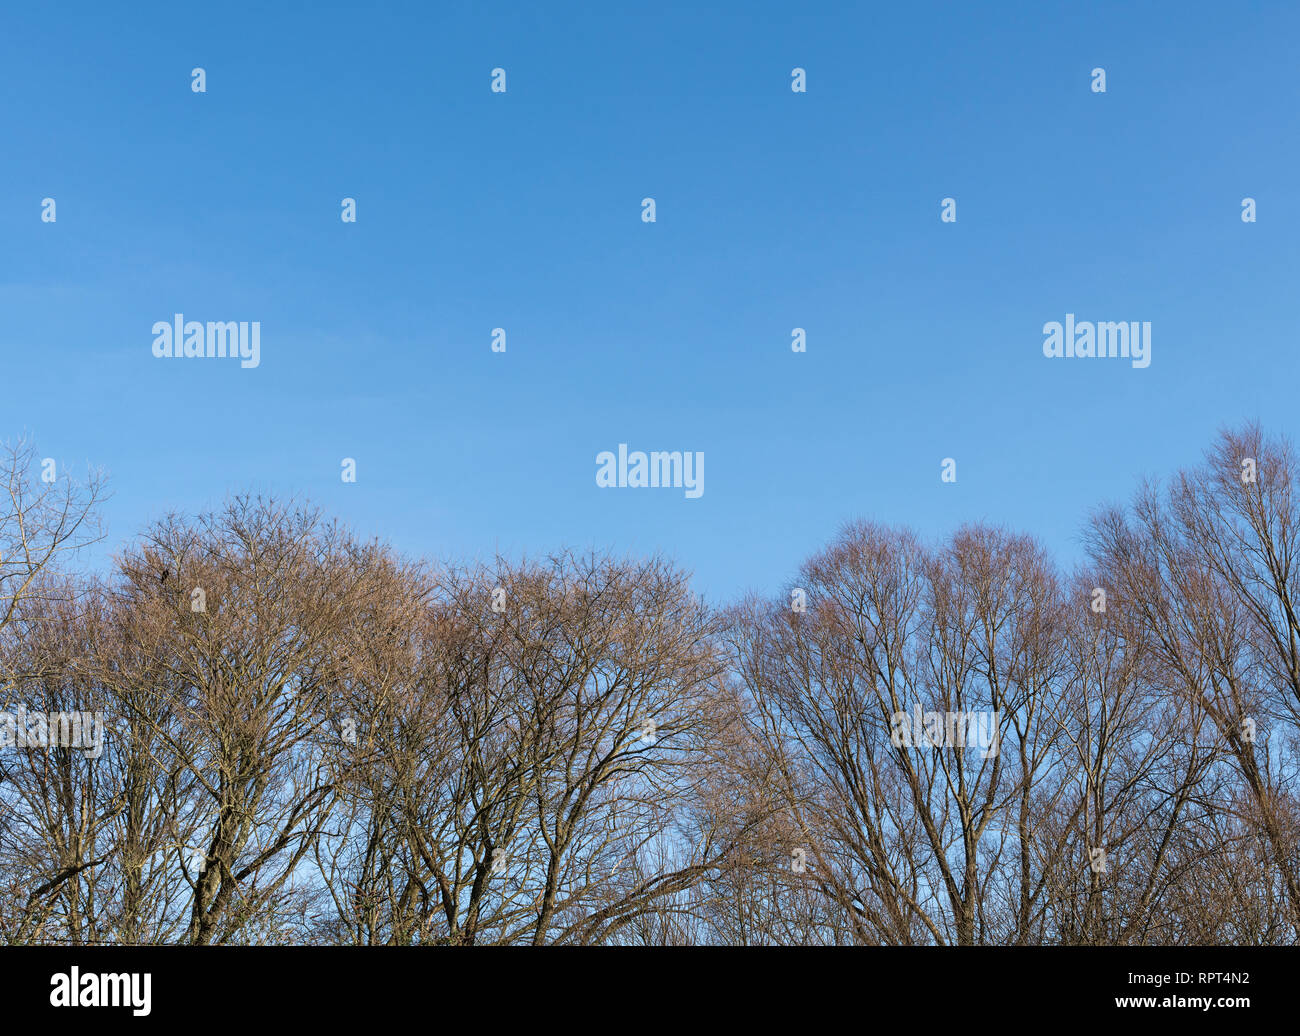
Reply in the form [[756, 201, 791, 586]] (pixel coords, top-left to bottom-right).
[[1, 424, 1297, 945]]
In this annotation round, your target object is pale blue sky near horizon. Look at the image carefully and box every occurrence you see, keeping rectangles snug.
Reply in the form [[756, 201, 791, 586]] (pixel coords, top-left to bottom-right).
[[1, 1, 1296, 605]]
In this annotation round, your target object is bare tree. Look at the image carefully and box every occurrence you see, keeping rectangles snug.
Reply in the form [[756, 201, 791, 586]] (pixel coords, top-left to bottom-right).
[[6, 426, 1300, 946], [1088, 423, 1300, 937]]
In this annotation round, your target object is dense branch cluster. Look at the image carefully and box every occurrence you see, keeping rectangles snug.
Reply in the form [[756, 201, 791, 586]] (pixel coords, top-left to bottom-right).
[[1, 425, 1298, 945]]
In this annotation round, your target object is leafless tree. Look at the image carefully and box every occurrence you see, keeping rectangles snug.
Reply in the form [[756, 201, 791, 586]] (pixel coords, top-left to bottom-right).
[[5, 426, 1300, 946]]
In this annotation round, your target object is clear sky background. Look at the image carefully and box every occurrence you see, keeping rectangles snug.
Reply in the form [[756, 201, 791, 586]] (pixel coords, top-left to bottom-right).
[[1, 1, 1296, 606]]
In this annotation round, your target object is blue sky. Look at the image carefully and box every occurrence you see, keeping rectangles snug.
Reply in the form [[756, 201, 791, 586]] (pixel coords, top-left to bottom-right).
[[1, 1, 1296, 605]]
